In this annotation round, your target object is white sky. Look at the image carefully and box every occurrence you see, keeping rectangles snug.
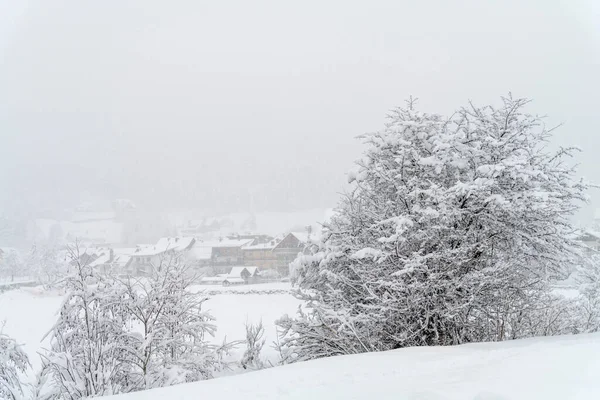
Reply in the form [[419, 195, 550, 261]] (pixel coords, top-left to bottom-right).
[[0, 0, 599, 218]]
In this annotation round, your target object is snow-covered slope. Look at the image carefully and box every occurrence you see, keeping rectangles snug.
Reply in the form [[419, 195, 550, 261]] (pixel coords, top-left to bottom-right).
[[108, 333, 600, 400]]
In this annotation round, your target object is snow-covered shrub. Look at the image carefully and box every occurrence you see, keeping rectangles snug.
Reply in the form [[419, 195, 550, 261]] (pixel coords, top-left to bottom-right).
[[278, 96, 590, 361], [0, 330, 30, 400], [258, 269, 281, 281], [240, 321, 266, 370], [0, 249, 22, 283], [38, 247, 234, 397], [574, 254, 600, 333], [27, 246, 69, 288], [38, 245, 132, 399], [117, 262, 232, 390]]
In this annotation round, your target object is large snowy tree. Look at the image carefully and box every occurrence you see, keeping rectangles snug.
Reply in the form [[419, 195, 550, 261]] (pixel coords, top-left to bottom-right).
[[278, 96, 590, 361]]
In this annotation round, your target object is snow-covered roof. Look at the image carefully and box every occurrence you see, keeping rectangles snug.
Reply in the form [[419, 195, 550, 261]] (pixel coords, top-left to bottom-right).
[[90, 252, 112, 267], [133, 238, 195, 257], [222, 277, 245, 284], [155, 237, 195, 252], [188, 244, 213, 260], [196, 239, 254, 248], [242, 242, 276, 250], [113, 248, 137, 256], [228, 266, 258, 278], [112, 254, 132, 268], [290, 232, 309, 243], [585, 230, 600, 240], [576, 230, 600, 241], [133, 245, 166, 257], [288, 231, 321, 244]]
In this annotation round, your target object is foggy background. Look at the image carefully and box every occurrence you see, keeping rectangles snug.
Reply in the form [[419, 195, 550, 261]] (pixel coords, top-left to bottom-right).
[[1, 0, 598, 221]]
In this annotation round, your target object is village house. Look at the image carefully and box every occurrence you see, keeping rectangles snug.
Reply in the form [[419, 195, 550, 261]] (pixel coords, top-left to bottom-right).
[[188, 238, 253, 273], [130, 237, 196, 275], [576, 230, 600, 255], [272, 232, 309, 276], [241, 240, 279, 270], [87, 247, 135, 275], [228, 233, 273, 245], [222, 266, 259, 285]]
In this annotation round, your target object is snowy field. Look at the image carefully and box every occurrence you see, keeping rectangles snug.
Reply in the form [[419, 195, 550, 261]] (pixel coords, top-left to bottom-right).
[[107, 332, 600, 400], [3, 283, 599, 399], [0, 283, 301, 384]]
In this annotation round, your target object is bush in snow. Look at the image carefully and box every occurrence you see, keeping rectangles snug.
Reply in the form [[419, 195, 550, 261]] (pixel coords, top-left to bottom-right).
[[27, 246, 69, 288], [0, 248, 23, 283], [279, 96, 590, 362], [38, 244, 132, 399], [574, 254, 600, 333], [0, 329, 30, 400], [38, 247, 233, 397], [257, 269, 281, 281], [240, 321, 266, 370], [117, 262, 232, 390]]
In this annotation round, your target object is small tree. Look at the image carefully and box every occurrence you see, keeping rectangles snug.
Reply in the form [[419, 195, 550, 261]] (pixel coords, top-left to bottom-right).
[[38, 244, 132, 399], [29, 246, 69, 288], [0, 329, 30, 400], [575, 253, 600, 332], [280, 96, 590, 361], [0, 249, 22, 283], [240, 321, 266, 370], [117, 261, 231, 390]]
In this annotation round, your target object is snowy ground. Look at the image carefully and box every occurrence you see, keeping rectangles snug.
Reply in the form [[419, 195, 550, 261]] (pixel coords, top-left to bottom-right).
[[0, 282, 301, 384], [3, 284, 598, 399], [107, 332, 600, 400]]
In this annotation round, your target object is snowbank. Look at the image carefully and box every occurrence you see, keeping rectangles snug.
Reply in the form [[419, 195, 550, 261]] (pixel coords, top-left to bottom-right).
[[107, 333, 600, 400]]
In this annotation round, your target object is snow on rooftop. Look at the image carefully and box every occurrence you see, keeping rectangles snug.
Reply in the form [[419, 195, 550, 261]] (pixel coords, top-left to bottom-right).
[[242, 242, 276, 250], [188, 244, 213, 260], [133, 245, 166, 257], [195, 239, 254, 248], [155, 237, 195, 252], [104, 332, 600, 400], [89, 252, 112, 267], [113, 248, 137, 256], [228, 266, 258, 278]]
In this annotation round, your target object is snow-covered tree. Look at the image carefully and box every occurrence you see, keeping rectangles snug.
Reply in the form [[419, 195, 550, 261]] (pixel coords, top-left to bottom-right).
[[116, 262, 231, 390], [0, 248, 22, 283], [279, 96, 590, 361], [38, 244, 132, 399], [28, 246, 69, 288], [574, 253, 600, 333], [38, 246, 234, 397], [0, 330, 30, 400], [240, 321, 266, 371]]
